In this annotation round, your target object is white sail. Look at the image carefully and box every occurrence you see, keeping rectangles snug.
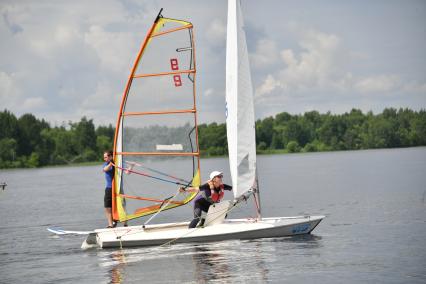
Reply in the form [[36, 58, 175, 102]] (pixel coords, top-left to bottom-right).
[[226, 0, 257, 198]]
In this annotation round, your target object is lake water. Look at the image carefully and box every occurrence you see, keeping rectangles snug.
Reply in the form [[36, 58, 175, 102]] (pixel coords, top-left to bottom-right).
[[0, 147, 425, 283]]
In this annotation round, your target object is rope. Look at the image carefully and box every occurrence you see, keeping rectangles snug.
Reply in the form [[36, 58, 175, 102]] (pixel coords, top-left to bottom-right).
[[112, 188, 185, 239], [143, 187, 182, 227], [112, 163, 188, 186], [125, 161, 190, 184], [111, 227, 133, 249]]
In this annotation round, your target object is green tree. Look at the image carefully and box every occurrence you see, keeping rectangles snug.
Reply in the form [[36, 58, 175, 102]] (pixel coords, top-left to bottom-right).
[[36, 129, 55, 166], [71, 117, 97, 159], [17, 113, 50, 157], [318, 114, 347, 150], [286, 141, 300, 153], [2, 108, 426, 168], [256, 117, 274, 148], [0, 138, 18, 165], [97, 135, 113, 157], [198, 123, 227, 156], [409, 110, 426, 145], [27, 152, 40, 168], [96, 124, 115, 141], [0, 110, 19, 140], [47, 126, 78, 164]]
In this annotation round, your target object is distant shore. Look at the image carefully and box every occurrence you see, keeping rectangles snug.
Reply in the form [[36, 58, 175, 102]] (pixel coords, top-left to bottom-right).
[[1, 108, 425, 169]]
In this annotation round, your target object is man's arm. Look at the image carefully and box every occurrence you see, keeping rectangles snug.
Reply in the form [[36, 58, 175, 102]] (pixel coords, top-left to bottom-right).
[[103, 162, 113, 172], [179, 186, 199, 193], [223, 184, 233, 191]]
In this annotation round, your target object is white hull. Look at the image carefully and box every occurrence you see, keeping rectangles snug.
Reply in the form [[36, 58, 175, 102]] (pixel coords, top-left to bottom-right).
[[82, 215, 324, 249]]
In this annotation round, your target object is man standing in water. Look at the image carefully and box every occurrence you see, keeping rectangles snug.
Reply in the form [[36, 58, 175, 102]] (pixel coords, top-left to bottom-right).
[[103, 150, 114, 228]]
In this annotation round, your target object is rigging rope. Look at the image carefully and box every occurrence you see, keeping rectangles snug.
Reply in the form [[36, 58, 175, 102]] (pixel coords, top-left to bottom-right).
[[143, 187, 182, 227], [124, 161, 190, 184], [112, 163, 188, 186]]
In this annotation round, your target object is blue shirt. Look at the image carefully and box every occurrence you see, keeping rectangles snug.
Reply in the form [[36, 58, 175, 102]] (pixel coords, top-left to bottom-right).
[[103, 161, 114, 188]]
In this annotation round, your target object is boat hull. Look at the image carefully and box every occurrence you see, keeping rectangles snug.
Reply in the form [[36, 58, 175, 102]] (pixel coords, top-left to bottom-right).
[[82, 215, 325, 249]]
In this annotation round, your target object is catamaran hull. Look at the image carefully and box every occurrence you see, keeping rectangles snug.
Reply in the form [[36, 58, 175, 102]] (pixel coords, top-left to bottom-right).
[[82, 215, 324, 249]]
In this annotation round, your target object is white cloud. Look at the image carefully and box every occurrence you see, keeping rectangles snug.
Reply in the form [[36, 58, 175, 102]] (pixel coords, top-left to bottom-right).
[[255, 74, 281, 97], [402, 81, 426, 93], [355, 75, 400, 93], [84, 25, 136, 73], [0, 71, 21, 110], [250, 38, 278, 69], [250, 24, 426, 119], [252, 28, 345, 107], [0, 71, 19, 97], [204, 88, 214, 97], [205, 18, 226, 47], [54, 25, 80, 46], [82, 80, 116, 109], [253, 26, 426, 114], [22, 97, 46, 110], [281, 49, 297, 67], [28, 24, 80, 58], [279, 29, 341, 89]]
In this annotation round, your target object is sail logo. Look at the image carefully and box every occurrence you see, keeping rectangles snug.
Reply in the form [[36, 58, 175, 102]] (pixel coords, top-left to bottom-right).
[[292, 223, 310, 234], [170, 58, 182, 87]]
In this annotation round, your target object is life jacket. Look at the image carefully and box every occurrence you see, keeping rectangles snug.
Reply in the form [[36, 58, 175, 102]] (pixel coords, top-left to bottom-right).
[[211, 184, 225, 202]]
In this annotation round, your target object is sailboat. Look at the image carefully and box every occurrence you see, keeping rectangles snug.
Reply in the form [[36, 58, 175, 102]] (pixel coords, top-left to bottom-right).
[[83, 2, 324, 249]]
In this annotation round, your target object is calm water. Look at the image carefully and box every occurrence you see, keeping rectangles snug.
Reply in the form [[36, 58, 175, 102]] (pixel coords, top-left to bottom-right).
[[0, 147, 425, 283]]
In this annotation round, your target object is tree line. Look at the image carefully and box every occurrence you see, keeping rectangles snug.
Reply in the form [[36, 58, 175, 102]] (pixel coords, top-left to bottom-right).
[[0, 110, 114, 168], [0, 108, 425, 168], [199, 108, 426, 156]]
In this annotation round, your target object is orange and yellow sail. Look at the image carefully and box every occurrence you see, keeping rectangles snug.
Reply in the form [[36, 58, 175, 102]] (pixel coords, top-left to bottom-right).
[[111, 10, 200, 222]]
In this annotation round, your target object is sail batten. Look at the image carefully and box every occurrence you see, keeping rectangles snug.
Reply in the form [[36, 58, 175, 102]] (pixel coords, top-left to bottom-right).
[[117, 152, 199, 156], [133, 69, 195, 78], [123, 109, 196, 116], [151, 23, 193, 37]]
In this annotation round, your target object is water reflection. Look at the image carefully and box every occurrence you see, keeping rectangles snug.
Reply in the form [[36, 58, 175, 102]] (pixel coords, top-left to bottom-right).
[[268, 234, 323, 246], [192, 245, 231, 282], [191, 240, 271, 283], [101, 235, 322, 283], [108, 250, 127, 284], [248, 241, 270, 282]]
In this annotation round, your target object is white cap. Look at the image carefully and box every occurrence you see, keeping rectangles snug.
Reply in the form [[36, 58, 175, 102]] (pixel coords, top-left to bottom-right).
[[209, 171, 223, 180]]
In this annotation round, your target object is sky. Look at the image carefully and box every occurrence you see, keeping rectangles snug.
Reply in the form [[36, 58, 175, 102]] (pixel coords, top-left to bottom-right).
[[1, 0, 425, 126]]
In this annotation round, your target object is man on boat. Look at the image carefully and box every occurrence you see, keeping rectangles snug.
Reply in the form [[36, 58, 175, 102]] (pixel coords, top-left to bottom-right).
[[181, 171, 232, 228], [102, 150, 115, 228], [102, 150, 129, 228]]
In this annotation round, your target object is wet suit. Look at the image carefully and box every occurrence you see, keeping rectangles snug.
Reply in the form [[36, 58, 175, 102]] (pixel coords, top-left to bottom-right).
[[188, 183, 232, 228]]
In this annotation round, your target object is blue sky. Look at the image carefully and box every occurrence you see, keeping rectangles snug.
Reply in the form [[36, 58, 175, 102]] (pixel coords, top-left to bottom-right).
[[1, 0, 425, 126]]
